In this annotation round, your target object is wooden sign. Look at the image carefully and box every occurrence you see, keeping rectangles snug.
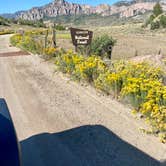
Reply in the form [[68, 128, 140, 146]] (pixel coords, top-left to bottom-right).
[[70, 28, 93, 46]]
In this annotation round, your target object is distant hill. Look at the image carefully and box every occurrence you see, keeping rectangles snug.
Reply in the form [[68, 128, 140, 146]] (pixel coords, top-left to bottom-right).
[[0, 16, 10, 25], [0, 11, 25, 19], [1, 0, 166, 20]]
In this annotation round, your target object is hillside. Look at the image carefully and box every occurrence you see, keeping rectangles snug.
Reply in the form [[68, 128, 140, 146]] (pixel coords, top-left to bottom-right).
[[1, 0, 166, 21], [0, 16, 9, 25]]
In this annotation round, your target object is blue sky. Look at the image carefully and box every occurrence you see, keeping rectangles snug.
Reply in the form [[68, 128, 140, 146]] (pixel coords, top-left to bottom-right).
[[0, 0, 120, 14]]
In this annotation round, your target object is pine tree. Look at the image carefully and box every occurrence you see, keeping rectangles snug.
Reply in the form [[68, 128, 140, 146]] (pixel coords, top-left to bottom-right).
[[153, 2, 163, 17]]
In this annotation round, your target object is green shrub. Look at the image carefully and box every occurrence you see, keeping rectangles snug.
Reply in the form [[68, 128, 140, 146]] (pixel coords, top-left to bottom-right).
[[10, 34, 41, 53], [55, 52, 166, 143], [153, 2, 163, 17], [0, 29, 14, 35], [18, 19, 46, 28], [145, 2, 164, 29], [20, 36, 37, 52], [0, 16, 10, 26], [160, 15, 166, 28], [145, 14, 155, 26], [151, 21, 160, 30], [90, 34, 116, 58], [10, 34, 23, 46], [55, 24, 66, 31]]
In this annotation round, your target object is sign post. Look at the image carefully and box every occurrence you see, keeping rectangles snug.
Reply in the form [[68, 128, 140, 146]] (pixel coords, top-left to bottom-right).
[[70, 28, 93, 55]]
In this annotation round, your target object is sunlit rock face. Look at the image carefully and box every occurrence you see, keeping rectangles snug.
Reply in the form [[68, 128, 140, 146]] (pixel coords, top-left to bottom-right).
[[16, 0, 166, 20]]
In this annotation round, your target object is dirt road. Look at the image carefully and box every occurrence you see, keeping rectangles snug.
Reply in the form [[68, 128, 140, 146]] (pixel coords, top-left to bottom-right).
[[0, 35, 165, 166]]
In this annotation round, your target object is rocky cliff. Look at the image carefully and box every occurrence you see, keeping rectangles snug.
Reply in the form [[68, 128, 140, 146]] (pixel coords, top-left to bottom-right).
[[7, 0, 166, 20]]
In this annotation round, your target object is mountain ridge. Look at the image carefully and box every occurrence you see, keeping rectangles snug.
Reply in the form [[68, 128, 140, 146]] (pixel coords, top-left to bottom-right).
[[1, 0, 166, 20]]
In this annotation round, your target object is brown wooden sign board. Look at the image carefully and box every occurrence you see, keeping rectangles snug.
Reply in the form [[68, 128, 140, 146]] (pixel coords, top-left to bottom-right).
[[70, 28, 93, 46]]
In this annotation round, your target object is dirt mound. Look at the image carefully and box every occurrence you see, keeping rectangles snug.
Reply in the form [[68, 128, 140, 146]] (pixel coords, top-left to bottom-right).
[[131, 54, 166, 69]]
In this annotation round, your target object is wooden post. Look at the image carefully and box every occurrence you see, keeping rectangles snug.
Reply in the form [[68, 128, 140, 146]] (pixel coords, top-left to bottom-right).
[[86, 45, 90, 56], [52, 23, 56, 48], [75, 46, 78, 52], [44, 29, 48, 49]]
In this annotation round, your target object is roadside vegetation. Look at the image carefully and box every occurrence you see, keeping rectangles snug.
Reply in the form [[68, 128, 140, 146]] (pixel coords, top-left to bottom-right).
[[0, 16, 10, 26], [17, 19, 46, 28], [10, 29, 166, 143], [55, 52, 166, 143], [145, 2, 166, 30], [0, 29, 14, 35]]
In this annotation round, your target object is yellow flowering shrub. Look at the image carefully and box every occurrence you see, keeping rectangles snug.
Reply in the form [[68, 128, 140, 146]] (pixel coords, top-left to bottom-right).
[[10, 30, 60, 58], [55, 51, 106, 82], [10, 32, 44, 54], [74, 56, 106, 82], [10, 30, 166, 143], [55, 50, 84, 74], [95, 61, 166, 142], [10, 34, 23, 46], [95, 71, 123, 97], [43, 47, 57, 57], [0, 29, 14, 35], [25, 29, 46, 36], [56, 53, 166, 143], [20, 36, 38, 53], [118, 61, 164, 81]]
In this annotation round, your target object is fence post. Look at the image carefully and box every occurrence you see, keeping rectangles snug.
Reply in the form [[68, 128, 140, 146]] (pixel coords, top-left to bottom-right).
[[52, 23, 56, 48], [44, 29, 48, 49]]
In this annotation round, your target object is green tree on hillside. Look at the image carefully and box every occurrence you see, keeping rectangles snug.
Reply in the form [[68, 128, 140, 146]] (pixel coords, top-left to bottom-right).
[[144, 2, 165, 30], [160, 15, 166, 28], [153, 2, 163, 17]]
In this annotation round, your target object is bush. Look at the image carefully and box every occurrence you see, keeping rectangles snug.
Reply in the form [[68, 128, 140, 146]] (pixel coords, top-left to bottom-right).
[[96, 61, 166, 142], [55, 51, 106, 82], [20, 36, 38, 53], [55, 24, 66, 31], [55, 54, 166, 143], [145, 14, 155, 26], [90, 34, 116, 58], [153, 2, 163, 17], [18, 19, 46, 28], [74, 56, 106, 82], [0, 29, 14, 35], [151, 21, 160, 30], [0, 16, 10, 26], [145, 2, 164, 30], [10, 30, 64, 59], [95, 71, 123, 97], [10, 33, 41, 53], [160, 15, 166, 28], [10, 34, 23, 46], [43, 47, 62, 59]]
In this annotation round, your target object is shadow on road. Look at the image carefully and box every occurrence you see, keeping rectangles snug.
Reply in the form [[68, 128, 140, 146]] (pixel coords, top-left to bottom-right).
[[0, 99, 21, 166], [21, 125, 164, 166]]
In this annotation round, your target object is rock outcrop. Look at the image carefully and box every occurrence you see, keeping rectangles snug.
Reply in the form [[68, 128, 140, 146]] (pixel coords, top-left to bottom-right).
[[5, 0, 166, 20]]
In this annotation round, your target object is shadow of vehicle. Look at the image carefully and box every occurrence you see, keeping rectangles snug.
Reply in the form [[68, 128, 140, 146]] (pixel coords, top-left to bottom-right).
[[21, 125, 163, 166], [0, 99, 21, 166]]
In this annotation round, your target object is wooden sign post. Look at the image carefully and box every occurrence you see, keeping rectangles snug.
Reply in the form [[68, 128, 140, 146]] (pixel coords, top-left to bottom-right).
[[70, 28, 93, 55]]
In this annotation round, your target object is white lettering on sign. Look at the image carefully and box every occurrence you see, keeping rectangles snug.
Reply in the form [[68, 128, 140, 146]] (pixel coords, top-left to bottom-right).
[[77, 40, 88, 44], [76, 31, 89, 35], [75, 35, 89, 40]]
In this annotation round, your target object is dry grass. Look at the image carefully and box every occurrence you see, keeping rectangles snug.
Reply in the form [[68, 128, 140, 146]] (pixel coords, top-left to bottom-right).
[[55, 23, 166, 60], [111, 34, 166, 59], [2, 23, 166, 60], [92, 23, 166, 60]]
